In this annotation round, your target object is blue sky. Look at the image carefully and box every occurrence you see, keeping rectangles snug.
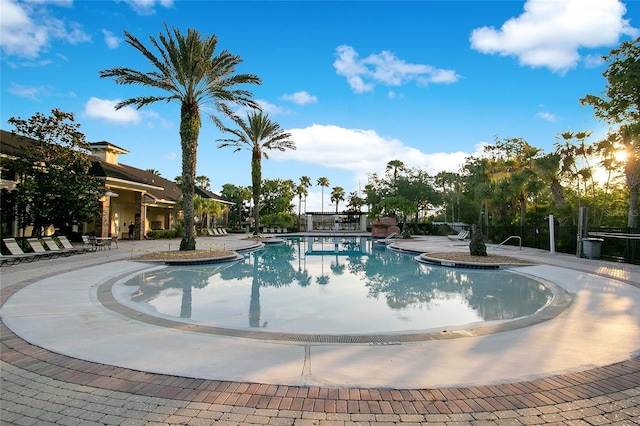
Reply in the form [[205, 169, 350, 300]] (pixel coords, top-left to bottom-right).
[[2, 0, 639, 212]]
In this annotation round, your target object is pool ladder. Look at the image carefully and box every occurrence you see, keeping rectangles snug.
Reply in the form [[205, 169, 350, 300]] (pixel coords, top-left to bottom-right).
[[498, 235, 522, 250]]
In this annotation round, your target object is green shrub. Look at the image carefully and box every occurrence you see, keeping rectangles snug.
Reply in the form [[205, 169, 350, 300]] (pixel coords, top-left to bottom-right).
[[146, 229, 181, 239]]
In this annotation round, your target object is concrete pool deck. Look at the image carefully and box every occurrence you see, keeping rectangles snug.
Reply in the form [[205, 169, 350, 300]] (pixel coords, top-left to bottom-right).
[[1, 234, 639, 425]]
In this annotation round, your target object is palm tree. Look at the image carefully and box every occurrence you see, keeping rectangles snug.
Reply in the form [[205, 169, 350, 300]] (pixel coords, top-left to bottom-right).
[[385, 159, 406, 183], [195, 175, 211, 191], [100, 24, 261, 250], [330, 186, 345, 213], [297, 176, 312, 229], [317, 177, 330, 213], [146, 169, 162, 176], [218, 111, 295, 235], [295, 183, 308, 230]]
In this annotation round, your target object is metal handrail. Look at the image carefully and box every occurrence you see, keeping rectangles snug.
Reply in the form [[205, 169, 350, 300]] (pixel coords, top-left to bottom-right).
[[498, 235, 522, 250]]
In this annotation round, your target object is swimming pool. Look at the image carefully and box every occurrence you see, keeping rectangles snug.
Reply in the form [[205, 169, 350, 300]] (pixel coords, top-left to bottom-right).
[[115, 237, 552, 334]]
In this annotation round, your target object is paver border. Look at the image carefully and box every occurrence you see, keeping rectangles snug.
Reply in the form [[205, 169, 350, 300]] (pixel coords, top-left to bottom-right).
[[1, 262, 639, 418]]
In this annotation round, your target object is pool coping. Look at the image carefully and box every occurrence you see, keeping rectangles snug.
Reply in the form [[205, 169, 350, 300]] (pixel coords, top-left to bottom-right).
[[100, 265, 573, 344]]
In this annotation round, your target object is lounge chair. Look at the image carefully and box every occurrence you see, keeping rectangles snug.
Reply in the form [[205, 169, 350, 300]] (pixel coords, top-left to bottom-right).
[[42, 237, 76, 256], [218, 228, 228, 235], [26, 238, 56, 258], [448, 230, 470, 241], [58, 235, 79, 251], [207, 228, 215, 236], [1, 238, 44, 265]]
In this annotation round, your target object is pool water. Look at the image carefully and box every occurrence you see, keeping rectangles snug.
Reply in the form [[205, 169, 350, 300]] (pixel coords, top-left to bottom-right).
[[118, 237, 551, 334]]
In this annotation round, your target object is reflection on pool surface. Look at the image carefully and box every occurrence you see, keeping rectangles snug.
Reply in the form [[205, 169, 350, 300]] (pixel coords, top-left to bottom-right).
[[118, 237, 551, 334]]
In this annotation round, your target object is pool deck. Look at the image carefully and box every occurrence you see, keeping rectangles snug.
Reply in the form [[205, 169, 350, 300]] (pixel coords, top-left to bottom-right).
[[1, 234, 639, 425]]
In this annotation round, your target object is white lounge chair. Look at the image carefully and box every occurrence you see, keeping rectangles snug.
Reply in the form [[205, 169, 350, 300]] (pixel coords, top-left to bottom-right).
[[1, 238, 45, 264], [448, 230, 470, 241], [27, 238, 57, 258], [42, 237, 77, 256]]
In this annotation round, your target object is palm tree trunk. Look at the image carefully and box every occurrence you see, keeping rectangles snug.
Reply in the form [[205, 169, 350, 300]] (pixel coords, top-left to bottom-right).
[[252, 149, 262, 235], [179, 104, 199, 250]]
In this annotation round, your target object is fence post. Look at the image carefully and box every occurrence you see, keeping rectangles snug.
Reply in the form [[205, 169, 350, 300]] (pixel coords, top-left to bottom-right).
[[548, 215, 555, 254]]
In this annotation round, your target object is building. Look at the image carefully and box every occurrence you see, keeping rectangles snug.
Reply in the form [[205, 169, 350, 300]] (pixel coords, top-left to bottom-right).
[[0, 129, 232, 239]]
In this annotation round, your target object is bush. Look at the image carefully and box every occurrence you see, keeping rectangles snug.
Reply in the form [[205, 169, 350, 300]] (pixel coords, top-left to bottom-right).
[[146, 229, 181, 239]]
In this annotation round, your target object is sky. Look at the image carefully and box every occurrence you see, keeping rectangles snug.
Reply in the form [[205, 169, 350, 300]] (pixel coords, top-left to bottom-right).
[[1, 0, 639, 212]]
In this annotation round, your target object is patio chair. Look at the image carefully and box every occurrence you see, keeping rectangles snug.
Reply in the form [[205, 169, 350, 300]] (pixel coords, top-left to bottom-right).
[[89, 236, 106, 250], [448, 230, 470, 241], [82, 235, 99, 251], [207, 228, 215, 236], [218, 228, 228, 235]]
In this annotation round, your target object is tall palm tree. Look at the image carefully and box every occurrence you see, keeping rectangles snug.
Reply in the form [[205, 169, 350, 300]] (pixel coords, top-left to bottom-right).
[[385, 159, 406, 183], [218, 111, 295, 235], [100, 24, 261, 250], [317, 177, 330, 213], [330, 186, 345, 214], [295, 183, 308, 230], [297, 175, 312, 229]]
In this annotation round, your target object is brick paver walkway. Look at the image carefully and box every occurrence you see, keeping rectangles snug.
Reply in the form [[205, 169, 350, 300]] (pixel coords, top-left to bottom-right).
[[2, 238, 640, 425]]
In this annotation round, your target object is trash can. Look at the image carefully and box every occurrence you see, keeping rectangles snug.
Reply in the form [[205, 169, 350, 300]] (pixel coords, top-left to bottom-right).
[[582, 238, 604, 259]]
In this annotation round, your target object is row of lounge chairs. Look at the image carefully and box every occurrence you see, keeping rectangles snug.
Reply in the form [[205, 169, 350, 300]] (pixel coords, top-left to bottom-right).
[[1, 236, 86, 266], [207, 228, 229, 237], [263, 227, 288, 234]]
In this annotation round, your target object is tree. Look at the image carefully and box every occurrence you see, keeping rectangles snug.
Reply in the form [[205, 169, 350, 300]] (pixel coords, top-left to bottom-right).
[[317, 177, 330, 213], [221, 183, 251, 228], [295, 183, 308, 229], [218, 111, 295, 235], [193, 195, 222, 233], [296, 175, 312, 228], [100, 24, 261, 250], [5, 109, 103, 236], [346, 191, 365, 213], [385, 159, 406, 187], [195, 175, 211, 191], [146, 169, 162, 176], [581, 37, 640, 227], [330, 186, 345, 213], [533, 153, 570, 225], [554, 131, 596, 224]]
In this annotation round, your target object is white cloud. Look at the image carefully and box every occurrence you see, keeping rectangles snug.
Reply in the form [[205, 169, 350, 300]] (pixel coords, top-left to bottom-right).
[[470, 0, 638, 74], [102, 29, 121, 49], [122, 0, 174, 16], [537, 111, 559, 122], [275, 124, 480, 180], [333, 45, 460, 93], [84, 97, 141, 124], [281, 91, 318, 105], [584, 54, 604, 68], [8, 82, 50, 101], [0, 0, 90, 59]]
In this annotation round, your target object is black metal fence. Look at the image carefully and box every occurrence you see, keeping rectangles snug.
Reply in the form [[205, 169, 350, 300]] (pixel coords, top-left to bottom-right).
[[481, 225, 640, 265]]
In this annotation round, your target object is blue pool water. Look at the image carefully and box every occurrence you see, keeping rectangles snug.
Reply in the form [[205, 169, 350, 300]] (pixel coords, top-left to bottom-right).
[[117, 237, 551, 334]]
